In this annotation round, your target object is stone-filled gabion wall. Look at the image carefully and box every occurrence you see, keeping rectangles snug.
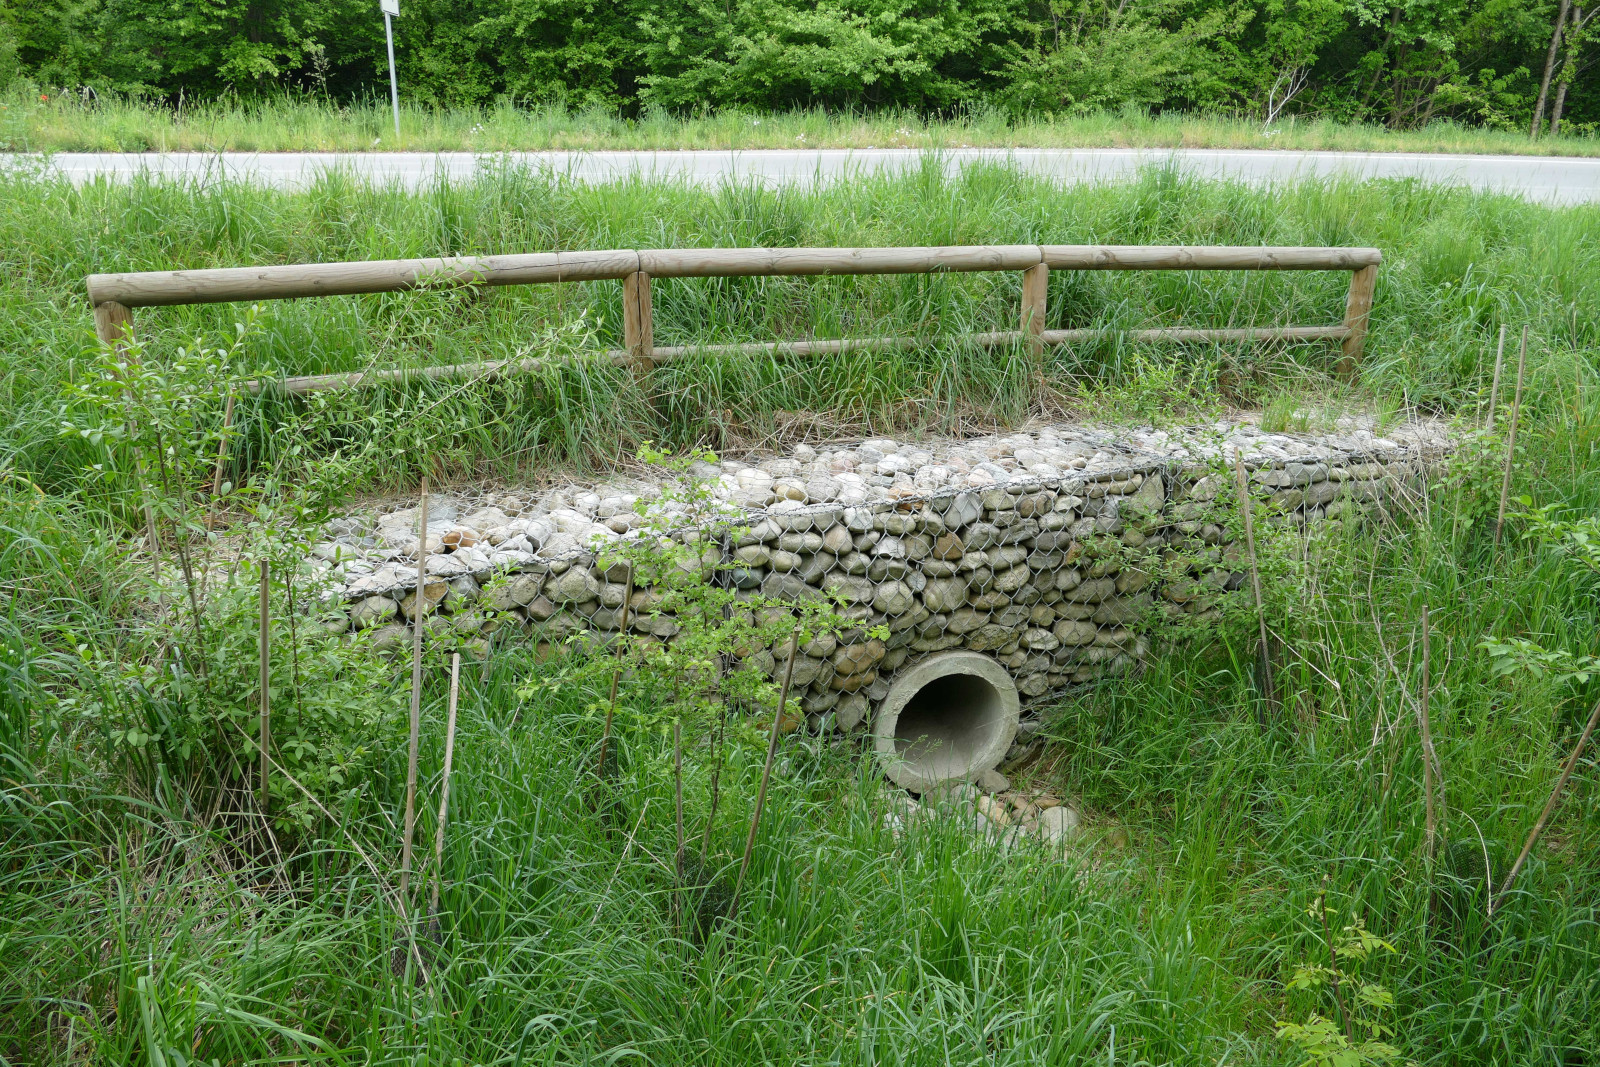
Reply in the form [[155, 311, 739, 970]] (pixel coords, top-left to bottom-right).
[[317, 420, 1445, 735]]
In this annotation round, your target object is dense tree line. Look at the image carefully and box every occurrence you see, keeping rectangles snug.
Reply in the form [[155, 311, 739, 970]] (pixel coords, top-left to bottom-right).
[[2, 0, 1595, 133]]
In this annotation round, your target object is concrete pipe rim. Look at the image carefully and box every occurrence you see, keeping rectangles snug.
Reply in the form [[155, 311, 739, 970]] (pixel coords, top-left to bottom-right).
[[872, 650, 1020, 792]]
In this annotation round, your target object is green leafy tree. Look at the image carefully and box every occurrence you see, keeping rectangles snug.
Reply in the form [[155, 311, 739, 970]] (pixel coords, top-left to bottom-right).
[[396, 0, 639, 106], [3, 0, 379, 95], [636, 0, 1017, 109], [55, 314, 413, 829], [1336, 0, 1554, 128], [4, 0, 1596, 139], [1478, 497, 1600, 687], [996, 0, 1248, 115]]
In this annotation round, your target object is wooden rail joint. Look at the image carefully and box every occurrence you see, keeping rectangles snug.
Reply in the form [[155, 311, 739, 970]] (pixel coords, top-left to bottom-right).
[[87, 243, 1382, 392]]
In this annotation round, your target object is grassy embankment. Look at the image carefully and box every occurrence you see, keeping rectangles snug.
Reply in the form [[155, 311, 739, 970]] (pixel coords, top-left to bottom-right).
[[0, 163, 1597, 1063], [5, 89, 1600, 156]]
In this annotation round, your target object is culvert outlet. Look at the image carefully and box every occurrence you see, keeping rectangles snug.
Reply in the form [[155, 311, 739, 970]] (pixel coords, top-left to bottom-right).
[[872, 651, 1020, 792]]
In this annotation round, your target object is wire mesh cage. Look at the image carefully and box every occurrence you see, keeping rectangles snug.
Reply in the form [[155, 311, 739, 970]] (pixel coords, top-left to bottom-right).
[[324, 420, 1441, 765]]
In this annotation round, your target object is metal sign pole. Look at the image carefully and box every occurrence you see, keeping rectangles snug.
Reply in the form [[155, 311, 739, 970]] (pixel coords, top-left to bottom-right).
[[381, 0, 400, 139]]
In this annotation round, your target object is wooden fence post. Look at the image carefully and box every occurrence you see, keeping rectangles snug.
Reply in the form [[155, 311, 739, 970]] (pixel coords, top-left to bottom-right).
[[93, 301, 134, 348], [623, 271, 653, 370], [1338, 265, 1378, 378], [1021, 263, 1049, 362]]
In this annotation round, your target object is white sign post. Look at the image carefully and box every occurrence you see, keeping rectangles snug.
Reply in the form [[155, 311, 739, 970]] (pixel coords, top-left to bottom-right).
[[380, 0, 400, 140]]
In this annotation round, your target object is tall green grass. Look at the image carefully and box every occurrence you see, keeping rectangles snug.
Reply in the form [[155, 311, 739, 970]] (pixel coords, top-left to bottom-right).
[[4, 406, 1598, 1063], [7, 90, 1600, 156], [0, 165, 1596, 1064], [1, 160, 1596, 503]]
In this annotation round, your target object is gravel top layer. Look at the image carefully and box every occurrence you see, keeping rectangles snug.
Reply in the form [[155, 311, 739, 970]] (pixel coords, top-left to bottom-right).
[[336, 412, 1445, 530], [312, 412, 1450, 592]]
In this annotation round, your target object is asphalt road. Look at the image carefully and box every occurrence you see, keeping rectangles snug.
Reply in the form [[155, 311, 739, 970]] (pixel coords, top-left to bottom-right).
[[18, 148, 1600, 203]]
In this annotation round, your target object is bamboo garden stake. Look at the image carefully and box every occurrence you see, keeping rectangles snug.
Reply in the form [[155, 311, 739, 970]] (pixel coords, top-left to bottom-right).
[[1576, 350, 1585, 421], [428, 652, 461, 925], [1316, 874, 1356, 1040], [197, 394, 237, 604], [1494, 326, 1529, 547], [596, 569, 634, 778], [1492, 694, 1600, 914], [94, 302, 166, 600], [399, 477, 430, 910], [730, 632, 799, 922], [1417, 605, 1439, 859], [672, 717, 684, 928], [207, 393, 235, 531], [1486, 324, 1506, 431], [1233, 451, 1276, 716], [258, 560, 270, 814]]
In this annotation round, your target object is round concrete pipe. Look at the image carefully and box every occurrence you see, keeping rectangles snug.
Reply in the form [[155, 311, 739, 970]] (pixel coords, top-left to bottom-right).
[[872, 651, 1020, 791]]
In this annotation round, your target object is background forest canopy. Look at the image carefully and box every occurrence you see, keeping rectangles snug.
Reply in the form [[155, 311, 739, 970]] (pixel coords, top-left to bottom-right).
[[1, 0, 1597, 134]]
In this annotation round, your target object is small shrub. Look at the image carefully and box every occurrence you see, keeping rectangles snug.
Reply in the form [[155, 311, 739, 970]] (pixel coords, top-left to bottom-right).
[[1277, 896, 1413, 1067]]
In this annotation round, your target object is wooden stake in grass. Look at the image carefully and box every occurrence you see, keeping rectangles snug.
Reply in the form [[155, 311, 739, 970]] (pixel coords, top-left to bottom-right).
[[228, 714, 432, 991], [206, 393, 235, 532], [398, 477, 430, 911], [729, 632, 799, 924], [197, 393, 238, 605], [428, 651, 461, 926], [1576, 347, 1586, 420], [700, 701, 729, 857], [1486, 324, 1506, 432], [1491, 694, 1600, 915], [1417, 604, 1440, 860], [1494, 325, 1529, 547], [94, 301, 165, 599], [700, 538, 736, 855], [672, 716, 685, 928], [258, 559, 270, 815], [1233, 451, 1277, 718], [1315, 875, 1355, 1041], [597, 566, 634, 780]]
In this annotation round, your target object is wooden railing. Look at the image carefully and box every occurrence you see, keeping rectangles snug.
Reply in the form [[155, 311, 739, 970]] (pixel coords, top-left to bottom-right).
[[87, 244, 1381, 393]]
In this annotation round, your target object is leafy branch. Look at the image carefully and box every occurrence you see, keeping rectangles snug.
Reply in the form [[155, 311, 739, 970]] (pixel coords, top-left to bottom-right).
[[1515, 498, 1600, 574], [1278, 896, 1414, 1067], [1479, 636, 1600, 687]]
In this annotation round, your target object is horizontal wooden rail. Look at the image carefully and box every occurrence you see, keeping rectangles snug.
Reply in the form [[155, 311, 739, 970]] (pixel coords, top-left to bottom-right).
[[246, 326, 1354, 396], [86, 250, 643, 308], [636, 245, 1046, 279], [1041, 325, 1350, 345], [87, 244, 1380, 308], [1039, 246, 1381, 271], [88, 243, 1382, 389]]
